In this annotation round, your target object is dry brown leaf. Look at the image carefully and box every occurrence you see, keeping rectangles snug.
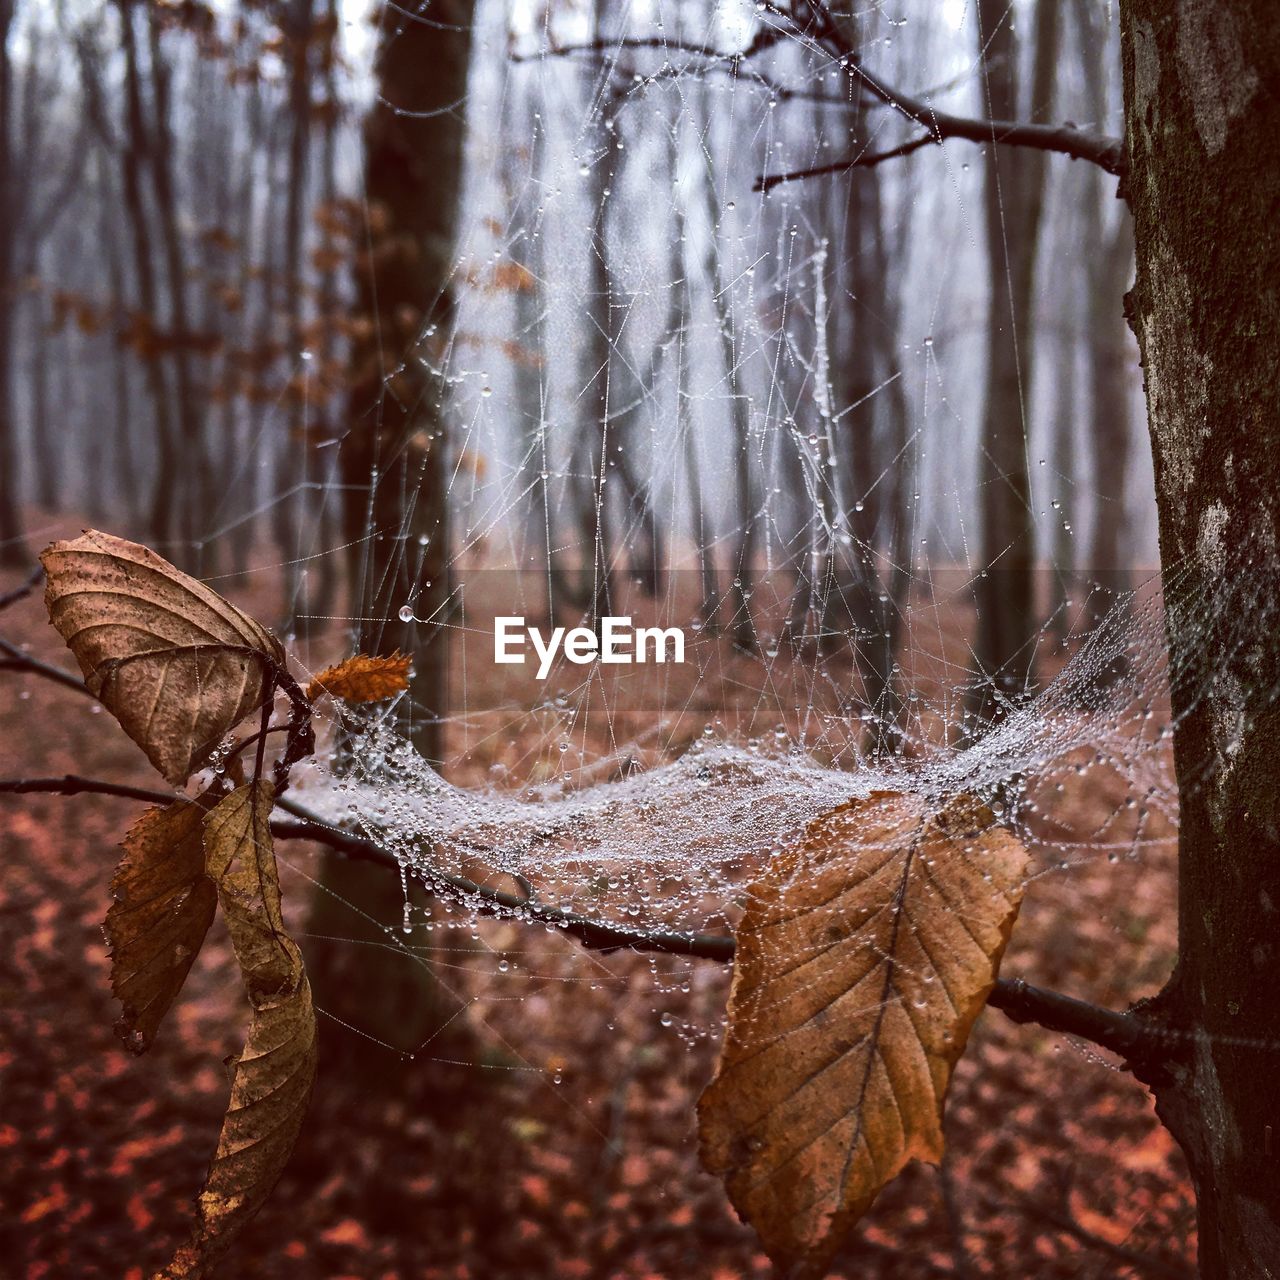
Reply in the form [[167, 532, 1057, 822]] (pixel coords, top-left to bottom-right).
[[107, 795, 218, 1054], [159, 781, 317, 1279], [698, 791, 1029, 1279], [41, 531, 285, 786], [159, 976, 317, 1280], [202, 780, 302, 1002], [305, 651, 411, 704]]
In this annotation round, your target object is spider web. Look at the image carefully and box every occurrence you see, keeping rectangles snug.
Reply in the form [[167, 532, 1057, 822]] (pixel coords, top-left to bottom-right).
[[240, 0, 1206, 1085]]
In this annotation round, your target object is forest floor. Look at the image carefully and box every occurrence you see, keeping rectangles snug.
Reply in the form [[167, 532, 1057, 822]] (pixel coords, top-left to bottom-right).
[[0, 543, 1196, 1280]]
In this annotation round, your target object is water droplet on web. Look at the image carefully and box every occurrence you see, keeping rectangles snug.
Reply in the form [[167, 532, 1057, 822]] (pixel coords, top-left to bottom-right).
[[398, 604, 415, 623]]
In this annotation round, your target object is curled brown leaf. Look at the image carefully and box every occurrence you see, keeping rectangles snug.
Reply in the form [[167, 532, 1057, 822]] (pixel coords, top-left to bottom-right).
[[107, 793, 219, 1054], [158, 781, 316, 1279], [42, 530, 285, 785]]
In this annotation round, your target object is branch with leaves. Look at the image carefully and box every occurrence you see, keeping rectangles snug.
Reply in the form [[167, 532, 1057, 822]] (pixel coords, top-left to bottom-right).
[[0, 532, 1179, 1278], [0, 767, 1174, 1068]]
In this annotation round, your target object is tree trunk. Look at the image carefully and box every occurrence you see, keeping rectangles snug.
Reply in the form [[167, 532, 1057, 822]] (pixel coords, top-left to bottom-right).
[[1120, 1, 1280, 1273], [340, 0, 472, 760], [1086, 212, 1136, 586], [573, 3, 620, 621], [0, 0, 28, 567], [29, 288, 55, 510], [303, 0, 342, 626], [319, 0, 476, 1072], [111, 4, 179, 555], [503, 74, 549, 592], [275, 0, 314, 630], [141, 4, 205, 569], [969, 0, 1060, 730], [1074, 0, 1137, 619]]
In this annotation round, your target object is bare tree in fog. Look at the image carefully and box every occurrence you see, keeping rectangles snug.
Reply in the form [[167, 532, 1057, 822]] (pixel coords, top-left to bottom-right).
[[970, 0, 1060, 729]]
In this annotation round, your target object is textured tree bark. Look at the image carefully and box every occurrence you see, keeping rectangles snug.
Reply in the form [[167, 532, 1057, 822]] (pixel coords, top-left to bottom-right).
[[970, 0, 1059, 730], [1120, 2, 1280, 1273]]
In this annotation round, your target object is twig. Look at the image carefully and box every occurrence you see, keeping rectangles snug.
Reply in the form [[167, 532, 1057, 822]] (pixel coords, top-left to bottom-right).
[[0, 636, 95, 696], [0, 629, 315, 794], [0, 566, 44, 613], [253, 811, 1188, 1068], [765, 0, 1125, 178], [1018, 1196, 1193, 1279], [0, 774, 177, 806], [517, 31, 874, 112], [756, 134, 937, 191], [939, 1156, 976, 1280]]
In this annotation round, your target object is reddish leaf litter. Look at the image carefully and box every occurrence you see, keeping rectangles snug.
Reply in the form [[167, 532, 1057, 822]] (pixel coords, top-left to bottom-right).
[[0, 561, 1195, 1278]]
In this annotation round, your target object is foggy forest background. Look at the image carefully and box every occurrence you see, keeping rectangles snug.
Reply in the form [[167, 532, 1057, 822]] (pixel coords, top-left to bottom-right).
[[0, 0, 1147, 742]]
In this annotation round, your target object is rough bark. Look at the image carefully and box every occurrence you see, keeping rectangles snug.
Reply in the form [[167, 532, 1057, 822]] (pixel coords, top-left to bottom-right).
[[1120, 1, 1280, 1273]]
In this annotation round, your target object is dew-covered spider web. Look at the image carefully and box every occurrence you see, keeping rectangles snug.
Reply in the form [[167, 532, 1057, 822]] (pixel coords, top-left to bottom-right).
[[215, 0, 1210, 1078], [9, 0, 1272, 1270]]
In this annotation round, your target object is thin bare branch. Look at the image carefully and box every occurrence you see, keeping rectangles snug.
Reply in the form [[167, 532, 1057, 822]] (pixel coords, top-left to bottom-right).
[[515, 32, 858, 110], [0, 566, 44, 613], [756, 134, 936, 191], [0, 635, 94, 696], [0, 762, 1176, 1065], [766, 0, 1125, 178], [0, 774, 177, 805]]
